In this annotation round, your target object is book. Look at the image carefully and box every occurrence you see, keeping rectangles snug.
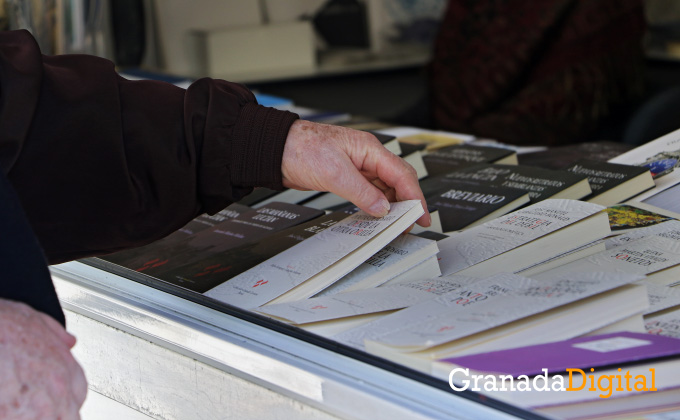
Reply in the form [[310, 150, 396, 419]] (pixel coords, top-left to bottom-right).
[[237, 188, 282, 207], [111, 202, 324, 277], [425, 182, 530, 233], [564, 159, 655, 206], [391, 132, 470, 152], [606, 204, 675, 234], [203, 200, 424, 309], [433, 331, 680, 380], [605, 220, 680, 250], [643, 281, 680, 315], [361, 273, 645, 371], [645, 306, 680, 339], [609, 127, 680, 205], [422, 144, 518, 177], [155, 211, 350, 292], [258, 275, 481, 325], [101, 203, 250, 266], [514, 240, 606, 277], [436, 199, 610, 277], [312, 234, 439, 296], [335, 272, 643, 357], [517, 141, 634, 170], [532, 234, 680, 286], [433, 332, 680, 409], [431, 163, 592, 204]]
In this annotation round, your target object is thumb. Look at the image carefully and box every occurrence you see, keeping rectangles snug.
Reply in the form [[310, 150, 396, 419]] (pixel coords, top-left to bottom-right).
[[332, 160, 391, 217]]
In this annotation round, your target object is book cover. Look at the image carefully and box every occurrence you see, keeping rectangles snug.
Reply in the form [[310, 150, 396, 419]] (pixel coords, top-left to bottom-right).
[[643, 281, 680, 315], [606, 204, 675, 233], [117, 202, 324, 277], [609, 127, 680, 202], [533, 234, 680, 282], [563, 159, 654, 206], [518, 141, 634, 170], [436, 332, 680, 378], [313, 234, 439, 296], [102, 202, 250, 267], [363, 272, 641, 353], [422, 144, 518, 177], [204, 200, 424, 309], [258, 275, 481, 325], [157, 211, 350, 292], [645, 308, 680, 339], [605, 220, 680, 250], [434, 164, 591, 204], [426, 181, 530, 233], [436, 199, 608, 276]]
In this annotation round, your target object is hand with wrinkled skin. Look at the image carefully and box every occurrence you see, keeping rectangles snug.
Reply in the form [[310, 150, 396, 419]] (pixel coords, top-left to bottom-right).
[[0, 299, 87, 420], [282, 120, 431, 227]]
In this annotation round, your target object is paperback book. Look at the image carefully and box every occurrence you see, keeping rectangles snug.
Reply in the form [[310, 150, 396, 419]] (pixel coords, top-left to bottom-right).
[[204, 200, 424, 309], [422, 144, 518, 177], [564, 159, 654, 206]]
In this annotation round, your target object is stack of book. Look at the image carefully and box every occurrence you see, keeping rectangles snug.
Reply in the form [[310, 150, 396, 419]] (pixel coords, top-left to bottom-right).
[[96, 125, 680, 420]]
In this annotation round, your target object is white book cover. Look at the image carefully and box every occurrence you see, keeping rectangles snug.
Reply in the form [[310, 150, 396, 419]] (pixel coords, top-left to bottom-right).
[[257, 275, 481, 325], [437, 199, 607, 276], [605, 220, 680, 249], [364, 272, 641, 352], [609, 127, 680, 202], [314, 234, 439, 296], [514, 240, 605, 277], [643, 281, 680, 315], [204, 200, 423, 309], [533, 235, 680, 281], [332, 273, 533, 350], [645, 309, 680, 339]]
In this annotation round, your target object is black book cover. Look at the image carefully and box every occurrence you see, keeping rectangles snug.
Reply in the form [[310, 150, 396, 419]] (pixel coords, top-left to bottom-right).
[[102, 203, 250, 266], [158, 211, 351, 292], [422, 164, 590, 204], [422, 144, 517, 177], [108, 202, 324, 277], [564, 159, 653, 202], [398, 141, 426, 157], [517, 141, 634, 170], [427, 181, 530, 232]]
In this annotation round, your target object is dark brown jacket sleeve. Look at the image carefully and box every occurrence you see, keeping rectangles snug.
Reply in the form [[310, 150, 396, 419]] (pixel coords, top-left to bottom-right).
[[0, 30, 298, 264]]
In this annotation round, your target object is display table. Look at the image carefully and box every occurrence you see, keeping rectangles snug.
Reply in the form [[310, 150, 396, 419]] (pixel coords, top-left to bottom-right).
[[51, 261, 538, 420]]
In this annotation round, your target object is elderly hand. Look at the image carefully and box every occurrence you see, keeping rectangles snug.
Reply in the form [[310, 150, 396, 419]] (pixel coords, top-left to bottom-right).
[[0, 299, 87, 420], [282, 120, 430, 227]]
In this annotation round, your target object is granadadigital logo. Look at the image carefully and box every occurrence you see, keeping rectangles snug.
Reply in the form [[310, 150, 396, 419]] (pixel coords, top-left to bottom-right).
[[449, 367, 657, 399]]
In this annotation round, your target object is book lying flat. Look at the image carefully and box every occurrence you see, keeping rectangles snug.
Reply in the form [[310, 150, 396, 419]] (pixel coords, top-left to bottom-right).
[[605, 204, 676, 234], [204, 200, 424, 309], [426, 181, 530, 233], [433, 331, 680, 379], [436, 199, 609, 277], [532, 234, 680, 284], [643, 281, 680, 315], [645, 307, 680, 339], [258, 275, 482, 325], [156, 211, 350, 292], [362, 272, 642, 353], [422, 144, 518, 177], [514, 240, 606, 277], [313, 234, 439, 296], [114, 202, 324, 277], [609, 127, 680, 199], [433, 163, 592, 204], [434, 333, 680, 409], [102, 202, 250, 267], [564, 159, 655, 207], [605, 220, 680, 250]]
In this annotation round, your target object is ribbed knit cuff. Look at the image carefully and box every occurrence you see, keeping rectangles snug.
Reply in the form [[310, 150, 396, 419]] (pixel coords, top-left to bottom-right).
[[231, 103, 299, 190]]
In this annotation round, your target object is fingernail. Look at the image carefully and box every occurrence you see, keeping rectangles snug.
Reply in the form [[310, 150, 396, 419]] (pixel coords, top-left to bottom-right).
[[369, 199, 390, 217]]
